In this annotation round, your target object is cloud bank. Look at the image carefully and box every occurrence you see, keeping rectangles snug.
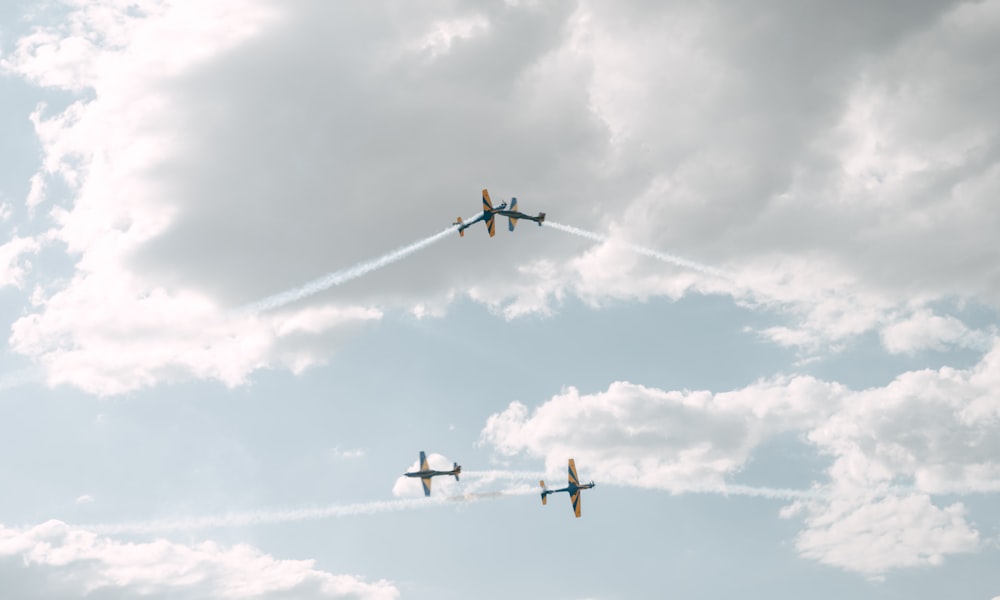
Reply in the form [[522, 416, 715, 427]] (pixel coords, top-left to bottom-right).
[[2, 0, 998, 393], [481, 339, 1000, 575], [0, 520, 398, 599]]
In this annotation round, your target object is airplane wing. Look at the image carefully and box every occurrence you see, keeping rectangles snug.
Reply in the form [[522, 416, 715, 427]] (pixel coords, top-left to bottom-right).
[[486, 214, 496, 237], [571, 490, 582, 518], [482, 189, 494, 211], [508, 198, 519, 232], [568, 459, 580, 486], [421, 477, 432, 497], [420, 451, 430, 471]]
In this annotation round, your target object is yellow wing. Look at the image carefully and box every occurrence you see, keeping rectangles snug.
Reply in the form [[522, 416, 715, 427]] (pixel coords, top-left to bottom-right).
[[568, 458, 580, 486]]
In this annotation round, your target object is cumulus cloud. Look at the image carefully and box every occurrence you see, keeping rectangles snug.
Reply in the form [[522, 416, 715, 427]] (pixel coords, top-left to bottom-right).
[[0, 520, 398, 599], [481, 378, 841, 489], [481, 340, 1000, 575], [8, 274, 381, 395], [569, 0, 1000, 351], [1, 0, 606, 393], [880, 309, 992, 354], [3, 0, 999, 393], [787, 493, 979, 577], [0, 235, 40, 288]]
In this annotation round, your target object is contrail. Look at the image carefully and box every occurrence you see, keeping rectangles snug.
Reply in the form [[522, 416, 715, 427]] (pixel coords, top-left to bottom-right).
[[241, 220, 473, 314], [544, 221, 733, 280]]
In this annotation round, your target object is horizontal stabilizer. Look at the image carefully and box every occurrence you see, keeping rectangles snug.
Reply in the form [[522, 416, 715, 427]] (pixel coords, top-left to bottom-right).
[[537, 212, 545, 225]]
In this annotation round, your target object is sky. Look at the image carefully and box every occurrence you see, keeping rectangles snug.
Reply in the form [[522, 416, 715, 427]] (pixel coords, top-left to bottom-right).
[[1, 0, 1000, 598]]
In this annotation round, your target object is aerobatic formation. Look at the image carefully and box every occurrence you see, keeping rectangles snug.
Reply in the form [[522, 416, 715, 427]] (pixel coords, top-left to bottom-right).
[[403, 191, 596, 517], [403, 452, 595, 517], [453, 189, 546, 237]]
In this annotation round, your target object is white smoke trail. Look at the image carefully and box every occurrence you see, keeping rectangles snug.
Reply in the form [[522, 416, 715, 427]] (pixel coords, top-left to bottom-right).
[[679, 482, 820, 501], [81, 487, 535, 536], [241, 220, 472, 314], [77, 479, 829, 536], [544, 221, 733, 280], [462, 470, 546, 481]]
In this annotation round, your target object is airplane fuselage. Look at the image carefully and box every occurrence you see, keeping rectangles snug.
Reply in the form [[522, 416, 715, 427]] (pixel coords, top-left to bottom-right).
[[544, 481, 595, 496], [404, 469, 459, 478]]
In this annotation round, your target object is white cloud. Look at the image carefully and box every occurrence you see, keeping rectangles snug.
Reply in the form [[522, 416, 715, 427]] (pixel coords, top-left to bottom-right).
[[411, 15, 491, 58], [1, 1, 608, 394], [0, 235, 41, 288], [787, 493, 979, 578], [481, 340, 1000, 574], [26, 172, 46, 210], [543, 0, 1000, 349], [481, 378, 840, 489], [329, 446, 366, 460], [8, 264, 382, 395], [880, 309, 991, 354], [4, 1, 389, 395], [74, 494, 94, 504], [4, 0, 1000, 393], [0, 520, 398, 599]]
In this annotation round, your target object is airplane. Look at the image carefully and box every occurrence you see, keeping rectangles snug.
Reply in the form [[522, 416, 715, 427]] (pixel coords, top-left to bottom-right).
[[453, 189, 546, 237], [540, 458, 595, 518], [403, 451, 461, 497]]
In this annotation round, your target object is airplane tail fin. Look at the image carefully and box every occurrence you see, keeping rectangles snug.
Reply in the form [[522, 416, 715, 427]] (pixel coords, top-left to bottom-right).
[[508, 198, 519, 232], [454, 216, 465, 237], [540, 480, 548, 505], [537, 212, 546, 225], [453, 463, 461, 481]]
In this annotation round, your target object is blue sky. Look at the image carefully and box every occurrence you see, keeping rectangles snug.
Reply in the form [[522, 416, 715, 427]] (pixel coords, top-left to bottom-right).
[[2, 1, 1000, 598]]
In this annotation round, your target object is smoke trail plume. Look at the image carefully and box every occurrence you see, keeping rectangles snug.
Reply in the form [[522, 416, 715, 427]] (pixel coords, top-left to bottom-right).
[[82, 488, 535, 536], [76, 478, 829, 536], [462, 470, 546, 481], [680, 482, 820, 501], [241, 222, 468, 314], [545, 221, 733, 280]]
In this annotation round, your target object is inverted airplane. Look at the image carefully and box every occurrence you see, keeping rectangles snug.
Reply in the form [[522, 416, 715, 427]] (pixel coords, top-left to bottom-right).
[[540, 458, 595, 518], [453, 189, 546, 237], [403, 451, 461, 497]]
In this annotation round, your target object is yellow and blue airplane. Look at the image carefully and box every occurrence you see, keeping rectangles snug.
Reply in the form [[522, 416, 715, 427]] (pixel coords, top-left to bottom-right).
[[540, 458, 595, 518], [404, 451, 461, 497], [453, 189, 546, 237]]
